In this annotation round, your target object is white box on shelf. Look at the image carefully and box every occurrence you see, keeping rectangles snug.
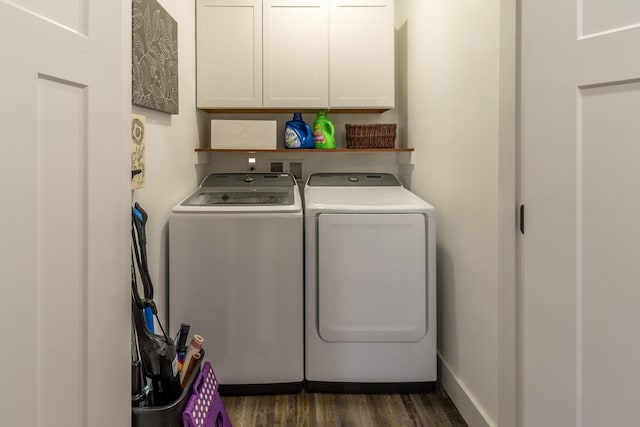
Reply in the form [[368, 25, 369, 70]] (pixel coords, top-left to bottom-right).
[[210, 120, 277, 149]]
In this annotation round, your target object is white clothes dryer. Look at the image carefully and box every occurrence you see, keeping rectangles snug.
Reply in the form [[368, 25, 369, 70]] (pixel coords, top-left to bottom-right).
[[169, 173, 303, 394], [304, 173, 436, 393]]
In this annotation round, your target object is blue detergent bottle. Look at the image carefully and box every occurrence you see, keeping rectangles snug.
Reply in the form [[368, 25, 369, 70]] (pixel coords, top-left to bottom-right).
[[284, 112, 314, 148]]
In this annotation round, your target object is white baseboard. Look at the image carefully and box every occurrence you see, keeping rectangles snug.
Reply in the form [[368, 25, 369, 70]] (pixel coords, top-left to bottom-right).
[[438, 354, 495, 427]]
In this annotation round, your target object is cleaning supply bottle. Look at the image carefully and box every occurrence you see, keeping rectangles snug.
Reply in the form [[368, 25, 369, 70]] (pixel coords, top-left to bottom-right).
[[313, 110, 336, 149], [284, 112, 314, 148], [180, 334, 204, 383]]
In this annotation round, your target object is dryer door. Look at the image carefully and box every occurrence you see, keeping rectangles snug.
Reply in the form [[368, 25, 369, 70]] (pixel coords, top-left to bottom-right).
[[317, 213, 427, 342]]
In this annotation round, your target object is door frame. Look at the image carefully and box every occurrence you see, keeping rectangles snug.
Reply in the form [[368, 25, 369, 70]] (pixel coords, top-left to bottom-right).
[[498, 0, 518, 426]]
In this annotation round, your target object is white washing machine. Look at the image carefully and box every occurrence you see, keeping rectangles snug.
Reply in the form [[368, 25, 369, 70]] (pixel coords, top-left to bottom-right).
[[169, 173, 303, 394], [304, 173, 436, 393]]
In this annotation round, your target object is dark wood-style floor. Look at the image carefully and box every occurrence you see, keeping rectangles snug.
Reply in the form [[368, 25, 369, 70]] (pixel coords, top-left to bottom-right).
[[221, 384, 467, 426]]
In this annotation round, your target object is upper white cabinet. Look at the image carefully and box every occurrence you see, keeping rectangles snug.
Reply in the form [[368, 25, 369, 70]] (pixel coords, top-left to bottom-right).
[[263, 0, 329, 108], [196, 0, 394, 110], [196, 0, 262, 108], [329, 0, 394, 108]]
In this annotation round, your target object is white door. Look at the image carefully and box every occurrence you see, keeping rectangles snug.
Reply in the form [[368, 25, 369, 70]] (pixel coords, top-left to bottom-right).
[[520, 1, 640, 425], [0, 2, 129, 427]]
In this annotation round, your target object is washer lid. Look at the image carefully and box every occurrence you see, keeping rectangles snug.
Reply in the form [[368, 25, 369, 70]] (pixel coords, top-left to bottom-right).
[[174, 173, 301, 213], [182, 188, 293, 206], [306, 173, 401, 187], [183, 173, 294, 206]]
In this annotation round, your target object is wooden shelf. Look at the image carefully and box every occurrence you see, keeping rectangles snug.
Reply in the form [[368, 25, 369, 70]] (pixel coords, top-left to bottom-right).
[[194, 147, 415, 166], [200, 108, 391, 114], [195, 148, 414, 153]]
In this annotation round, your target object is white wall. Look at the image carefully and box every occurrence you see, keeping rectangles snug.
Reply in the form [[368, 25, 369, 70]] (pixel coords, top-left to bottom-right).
[[132, 0, 208, 331], [404, 0, 502, 425]]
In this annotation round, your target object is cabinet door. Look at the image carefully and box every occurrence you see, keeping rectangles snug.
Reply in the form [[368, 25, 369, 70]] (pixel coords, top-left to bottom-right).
[[329, 0, 395, 108], [263, 0, 329, 108], [197, 0, 262, 108]]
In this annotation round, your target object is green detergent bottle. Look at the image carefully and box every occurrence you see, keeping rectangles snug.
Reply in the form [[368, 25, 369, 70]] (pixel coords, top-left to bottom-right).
[[313, 110, 336, 149]]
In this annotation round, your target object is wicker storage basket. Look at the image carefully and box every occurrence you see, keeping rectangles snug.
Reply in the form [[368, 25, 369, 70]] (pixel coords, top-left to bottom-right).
[[345, 123, 397, 149]]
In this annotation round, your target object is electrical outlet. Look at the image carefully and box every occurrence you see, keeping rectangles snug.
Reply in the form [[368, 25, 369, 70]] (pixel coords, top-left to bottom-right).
[[247, 156, 257, 172]]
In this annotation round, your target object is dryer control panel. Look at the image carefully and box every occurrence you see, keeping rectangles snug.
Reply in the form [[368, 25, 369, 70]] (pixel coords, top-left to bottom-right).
[[307, 173, 401, 187]]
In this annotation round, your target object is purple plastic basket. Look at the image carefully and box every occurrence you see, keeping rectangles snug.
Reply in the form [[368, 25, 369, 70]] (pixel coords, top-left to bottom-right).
[[182, 361, 232, 427]]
